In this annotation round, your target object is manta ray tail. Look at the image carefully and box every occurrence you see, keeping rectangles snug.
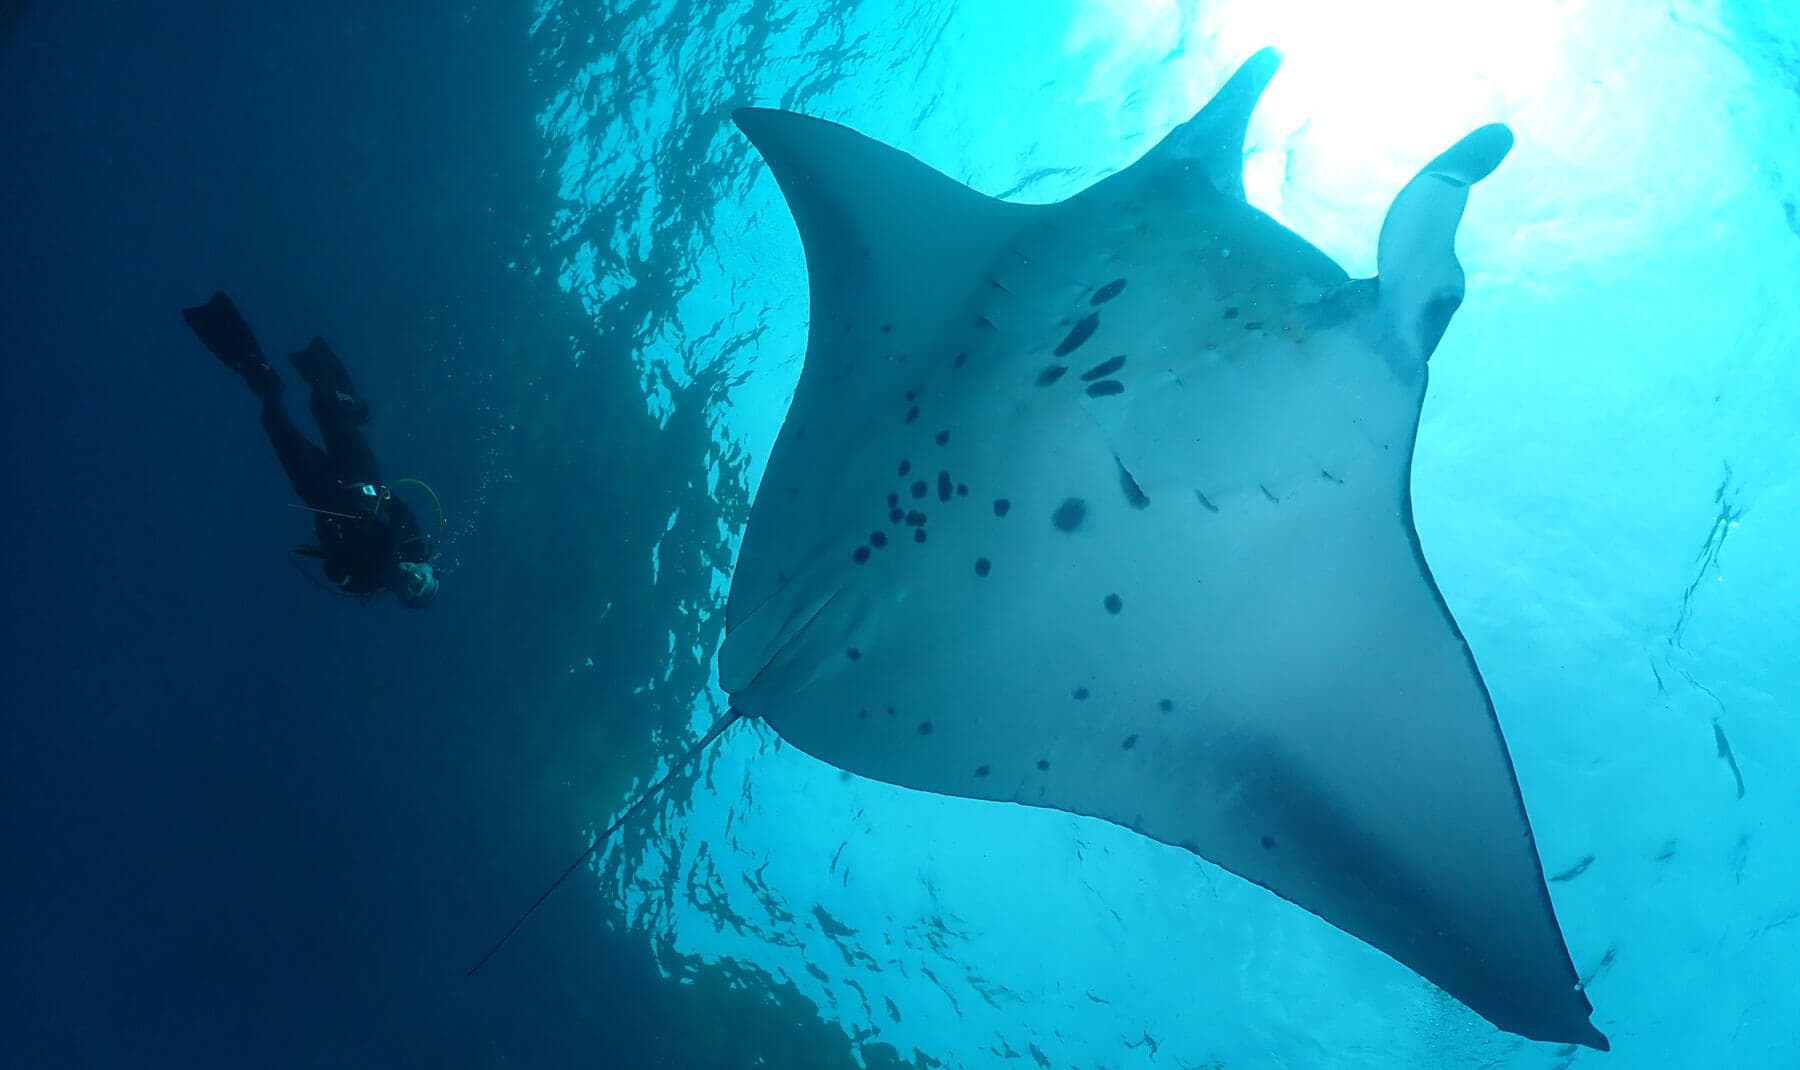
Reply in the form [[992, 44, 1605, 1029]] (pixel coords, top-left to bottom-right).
[[466, 709, 745, 976]]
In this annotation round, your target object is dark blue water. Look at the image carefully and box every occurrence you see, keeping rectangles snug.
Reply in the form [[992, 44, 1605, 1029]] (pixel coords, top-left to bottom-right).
[[0, 3, 755, 1065]]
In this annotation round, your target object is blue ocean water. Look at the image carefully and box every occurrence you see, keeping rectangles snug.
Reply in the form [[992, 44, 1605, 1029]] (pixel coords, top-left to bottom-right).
[[2, 1, 1794, 1067]]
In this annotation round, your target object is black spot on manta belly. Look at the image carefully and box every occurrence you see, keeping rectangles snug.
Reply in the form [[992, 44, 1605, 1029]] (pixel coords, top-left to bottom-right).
[[914, 528, 927, 543], [870, 531, 888, 548], [1549, 854, 1596, 883], [1085, 380, 1124, 398], [1080, 355, 1125, 381], [974, 765, 990, 778], [1116, 461, 1150, 510], [1121, 734, 1138, 750], [887, 492, 899, 507], [1054, 312, 1100, 357], [934, 429, 950, 446], [1223, 306, 1239, 320], [846, 647, 861, 661], [905, 405, 919, 423], [953, 352, 967, 368], [898, 459, 911, 476], [975, 557, 991, 577], [853, 546, 871, 564], [936, 470, 952, 501], [1037, 365, 1068, 387], [1036, 758, 1050, 771], [1103, 593, 1123, 614], [993, 498, 1011, 517], [1051, 498, 1086, 532], [1072, 687, 1089, 701], [911, 480, 927, 498], [1260, 835, 1278, 850], [1158, 698, 1173, 712], [905, 510, 926, 526], [917, 721, 934, 735], [1091, 278, 1127, 305]]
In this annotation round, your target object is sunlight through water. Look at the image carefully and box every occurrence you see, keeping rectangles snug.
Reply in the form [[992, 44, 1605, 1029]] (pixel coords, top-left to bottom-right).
[[526, 1, 1800, 1065]]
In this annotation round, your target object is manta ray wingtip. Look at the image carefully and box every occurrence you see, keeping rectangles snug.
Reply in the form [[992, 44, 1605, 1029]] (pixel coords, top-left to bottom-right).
[[1562, 1015, 1610, 1052], [731, 106, 779, 134], [1133, 44, 1282, 201], [1218, 45, 1281, 111]]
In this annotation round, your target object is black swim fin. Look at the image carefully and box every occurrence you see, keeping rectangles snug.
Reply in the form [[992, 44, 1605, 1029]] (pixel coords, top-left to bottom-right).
[[182, 291, 281, 396], [290, 337, 371, 425]]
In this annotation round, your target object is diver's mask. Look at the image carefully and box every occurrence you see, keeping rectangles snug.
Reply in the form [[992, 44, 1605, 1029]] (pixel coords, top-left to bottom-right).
[[394, 561, 438, 608], [349, 481, 391, 515]]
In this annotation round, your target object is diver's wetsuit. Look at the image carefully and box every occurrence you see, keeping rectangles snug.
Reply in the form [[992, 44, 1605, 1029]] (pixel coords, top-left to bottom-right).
[[262, 342, 432, 590], [182, 292, 432, 595], [265, 372, 429, 594]]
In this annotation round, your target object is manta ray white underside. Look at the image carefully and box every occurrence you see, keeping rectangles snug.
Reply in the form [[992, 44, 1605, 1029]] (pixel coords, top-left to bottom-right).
[[718, 48, 1606, 1050]]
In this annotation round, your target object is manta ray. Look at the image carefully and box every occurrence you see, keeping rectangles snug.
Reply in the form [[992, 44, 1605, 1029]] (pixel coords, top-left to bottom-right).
[[714, 49, 1607, 1051], [472, 46, 1606, 1053]]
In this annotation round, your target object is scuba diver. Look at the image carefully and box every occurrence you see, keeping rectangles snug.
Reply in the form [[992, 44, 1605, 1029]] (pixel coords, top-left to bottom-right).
[[182, 291, 439, 608]]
